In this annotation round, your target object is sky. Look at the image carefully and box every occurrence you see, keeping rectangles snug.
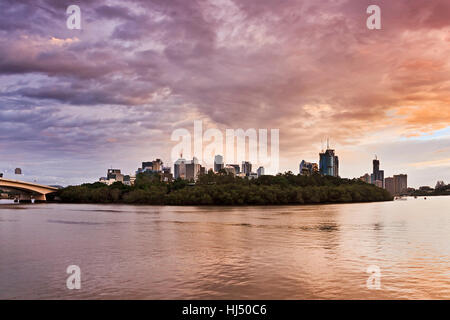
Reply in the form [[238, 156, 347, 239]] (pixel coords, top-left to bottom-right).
[[0, 0, 449, 188]]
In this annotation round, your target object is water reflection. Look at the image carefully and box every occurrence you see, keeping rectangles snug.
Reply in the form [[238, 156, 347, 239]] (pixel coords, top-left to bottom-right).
[[0, 197, 450, 299]]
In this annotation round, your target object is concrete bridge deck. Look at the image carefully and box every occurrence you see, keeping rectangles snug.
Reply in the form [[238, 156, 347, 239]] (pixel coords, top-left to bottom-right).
[[0, 178, 59, 202]]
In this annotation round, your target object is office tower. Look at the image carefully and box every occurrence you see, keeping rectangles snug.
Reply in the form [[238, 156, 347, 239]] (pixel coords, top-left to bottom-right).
[[174, 157, 187, 179], [242, 161, 252, 176], [185, 157, 202, 181], [214, 155, 224, 172], [319, 148, 339, 177], [140, 159, 163, 173], [299, 160, 319, 176], [370, 156, 384, 188], [372, 158, 379, 181], [385, 177, 394, 195], [257, 166, 265, 177], [394, 174, 408, 195]]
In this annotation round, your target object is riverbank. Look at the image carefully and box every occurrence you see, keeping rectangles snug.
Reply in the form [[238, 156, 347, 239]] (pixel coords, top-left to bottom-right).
[[56, 172, 393, 206]]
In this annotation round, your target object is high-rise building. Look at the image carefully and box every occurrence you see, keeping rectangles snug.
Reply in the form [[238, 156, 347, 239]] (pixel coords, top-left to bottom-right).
[[139, 159, 163, 174], [214, 155, 224, 172], [242, 161, 252, 176], [394, 174, 408, 195], [185, 158, 201, 181], [174, 157, 187, 179], [385, 177, 394, 195], [257, 166, 265, 177], [176, 157, 202, 181], [371, 156, 384, 188], [319, 149, 339, 177], [299, 160, 319, 176]]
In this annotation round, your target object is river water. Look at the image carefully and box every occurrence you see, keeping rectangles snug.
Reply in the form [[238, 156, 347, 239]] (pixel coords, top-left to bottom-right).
[[1, 197, 449, 299]]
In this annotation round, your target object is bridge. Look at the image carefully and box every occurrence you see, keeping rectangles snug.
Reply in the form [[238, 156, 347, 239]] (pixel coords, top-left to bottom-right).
[[0, 178, 59, 203]]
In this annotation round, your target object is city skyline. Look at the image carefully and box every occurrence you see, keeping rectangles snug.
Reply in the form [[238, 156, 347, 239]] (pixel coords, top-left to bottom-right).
[[0, 0, 449, 188], [0, 139, 447, 189]]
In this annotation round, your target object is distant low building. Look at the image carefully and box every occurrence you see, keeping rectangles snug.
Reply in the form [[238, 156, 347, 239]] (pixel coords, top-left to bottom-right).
[[123, 175, 132, 186], [248, 172, 258, 180], [224, 165, 236, 176], [107, 169, 123, 182], [227, 164, 240, 174], [419, 186, 433, 193], [360, 173, 371, 183], [15, 168, 22, 175]]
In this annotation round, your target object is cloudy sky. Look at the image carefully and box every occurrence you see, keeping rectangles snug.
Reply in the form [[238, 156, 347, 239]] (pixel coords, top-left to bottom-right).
[[0, 0, 449, 187]]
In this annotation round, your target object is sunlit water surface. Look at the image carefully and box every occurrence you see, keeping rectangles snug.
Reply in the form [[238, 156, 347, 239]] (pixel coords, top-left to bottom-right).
[[1, 197, 449, 299]]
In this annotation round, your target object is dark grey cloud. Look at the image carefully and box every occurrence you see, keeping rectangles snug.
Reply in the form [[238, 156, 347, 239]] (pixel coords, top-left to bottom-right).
[[0, 0, 449, 185]]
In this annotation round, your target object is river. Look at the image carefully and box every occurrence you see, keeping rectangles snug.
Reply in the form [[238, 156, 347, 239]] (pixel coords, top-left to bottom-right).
[[1, 197, 449, 299]]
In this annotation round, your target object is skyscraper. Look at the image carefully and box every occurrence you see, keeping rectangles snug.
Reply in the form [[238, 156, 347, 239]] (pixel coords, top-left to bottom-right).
[[214, 155, 224, 172], [319, 148, 339, 177], [242, 161, 252, 176], [371, 156, 384, 188]]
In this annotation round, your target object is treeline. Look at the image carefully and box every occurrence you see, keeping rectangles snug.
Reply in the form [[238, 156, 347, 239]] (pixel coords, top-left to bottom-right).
[[57, 171, 393, 205], [410, 185, 450, 197]]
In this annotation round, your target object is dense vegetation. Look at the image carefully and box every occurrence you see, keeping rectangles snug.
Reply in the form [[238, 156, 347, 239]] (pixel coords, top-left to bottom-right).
[[410, 184, 450, 197], [56, 171, 393, 205]]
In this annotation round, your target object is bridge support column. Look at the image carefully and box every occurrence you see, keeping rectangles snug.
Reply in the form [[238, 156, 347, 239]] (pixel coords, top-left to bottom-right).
[[19, 194, 32, 203], [34, 194, 47, 203]]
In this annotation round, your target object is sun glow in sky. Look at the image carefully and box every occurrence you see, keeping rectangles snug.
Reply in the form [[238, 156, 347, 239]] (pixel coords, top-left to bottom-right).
[[0, 0, 449, 187]]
